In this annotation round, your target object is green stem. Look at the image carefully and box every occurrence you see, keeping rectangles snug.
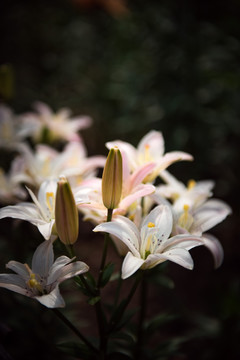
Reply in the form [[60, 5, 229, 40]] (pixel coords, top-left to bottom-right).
[[97, 208, 113, 288], [135, 274, 147, 359], [95, 208, 113, 358], [52, 308, 98, 354], [109, 271, 143, 332]]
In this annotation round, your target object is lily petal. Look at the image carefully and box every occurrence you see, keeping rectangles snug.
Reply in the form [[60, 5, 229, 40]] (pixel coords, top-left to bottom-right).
[[145, 248, 194, 270], [94, 216, 140, 256], [0, 274, 28, 296], [35, 285, 65, 308], [121, 252, 145, 279], [6, 261, 30, 280], [48, 259, 89, 285], [201, 233, 224, 268], [193, 199, 231, 232], [32, 240, 54, 277]]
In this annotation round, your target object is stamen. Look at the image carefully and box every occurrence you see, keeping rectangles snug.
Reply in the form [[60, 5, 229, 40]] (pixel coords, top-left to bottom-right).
[[148, 222, 155, 228], [46, 192, 55, 217], [187, 179, 196, 190], [178, 204, 194, 230], [27, 273, 43, 293]]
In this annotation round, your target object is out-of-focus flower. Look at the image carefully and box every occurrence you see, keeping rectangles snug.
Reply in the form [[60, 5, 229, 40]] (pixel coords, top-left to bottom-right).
[[106, 130, 193, 182], [102, 147, 123, 210], [19, 102, 92, 143], [0, 105, 24, 149], [0, 163, 27, 204], [15, 142, 106, 188], [0, 179, 88, 240], [94, 204, 212, 279], [0, 240, 89, 308], [55, 176, 79, 245], [153, 171, 231, 267]]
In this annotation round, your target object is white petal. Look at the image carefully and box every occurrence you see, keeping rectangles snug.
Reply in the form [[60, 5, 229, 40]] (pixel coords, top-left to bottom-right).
[[201, 233, 224, 268], [93, 216, 140, 256], [157, 151, 193, 172], [35, 285, 65, 308], [121, 252, 145, 279], [193, 199, 231, 232], [0, 203, 45, 225], [161, 234, 204, 252], [32, 240, 54, 277], [38, 219, 55, 240], [138, 130, 165, 158], [145, 248, 194, 270], [141, 205, 173, 250], [6, 261, 30, 280], [0, 274, 28, 296], [48, 259, 89, 285]]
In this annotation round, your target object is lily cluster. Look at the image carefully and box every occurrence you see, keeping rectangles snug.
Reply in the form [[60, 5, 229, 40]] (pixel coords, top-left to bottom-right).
[[0, 102, 231, 357]]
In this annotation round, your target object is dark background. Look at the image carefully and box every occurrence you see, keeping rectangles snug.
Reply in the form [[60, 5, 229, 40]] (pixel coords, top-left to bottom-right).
[[0, 0, 239, 359]]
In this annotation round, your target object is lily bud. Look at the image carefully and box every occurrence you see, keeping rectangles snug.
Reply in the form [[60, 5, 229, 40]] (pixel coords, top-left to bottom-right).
[[102, 147, 123, 210], [55, 175, 79, 245]]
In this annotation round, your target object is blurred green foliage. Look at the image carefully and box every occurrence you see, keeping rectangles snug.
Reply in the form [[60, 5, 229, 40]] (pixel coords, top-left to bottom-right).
[[0, 0, 239, 359]]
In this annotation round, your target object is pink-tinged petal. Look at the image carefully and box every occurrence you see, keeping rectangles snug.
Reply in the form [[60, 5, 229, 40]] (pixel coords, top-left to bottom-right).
[[0, 274, 28, 296], [38, 219, 55, 240], [129, 162, 156, 190], [145, 248, 194, 270], [119, 184, 155, 211], [193, 199, 231, 232], [35, 285, 65, 308], [138, 130, 165, 158], [121, 252, 145, 279], [157, 151, 193, 172], [32, 240, 54, 277], [201, 233, 224, 268], [6, 261, 30, 280], [0, 203, 46, 225], [93, 216, 140, 256], [48, 260, 89, 285]]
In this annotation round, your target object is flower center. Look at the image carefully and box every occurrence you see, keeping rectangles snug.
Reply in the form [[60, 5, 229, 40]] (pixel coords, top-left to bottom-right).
[[24, 264, 44, 294], [178, 204, 194, 230]]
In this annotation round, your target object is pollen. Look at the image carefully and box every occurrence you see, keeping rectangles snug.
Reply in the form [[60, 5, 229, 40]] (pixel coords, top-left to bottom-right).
[[187, 179, 196, 190], [183, 204, 190, 212], [147, 222, 155, 228]]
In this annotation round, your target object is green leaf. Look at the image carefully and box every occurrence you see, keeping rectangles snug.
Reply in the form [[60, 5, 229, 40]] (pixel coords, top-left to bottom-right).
[[144, 313, 177, 334], [57, 341, 97, 360], [87, 296, 101, 306], [100, 263, 115, 288]]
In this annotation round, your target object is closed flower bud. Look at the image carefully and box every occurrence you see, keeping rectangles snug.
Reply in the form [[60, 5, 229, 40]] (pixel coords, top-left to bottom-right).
[[55, 175, 79, 245], [102, 147, 123, 210]]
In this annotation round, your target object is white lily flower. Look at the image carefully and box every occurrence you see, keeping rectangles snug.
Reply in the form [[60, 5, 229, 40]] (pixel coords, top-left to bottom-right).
[[0, 240, 89, 308], [19, 101, 92, 143], [94, 204, 207, 279], [106, 130, 193, 181], [15, 142, 105, 188], [0, 178, 89, 240]]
